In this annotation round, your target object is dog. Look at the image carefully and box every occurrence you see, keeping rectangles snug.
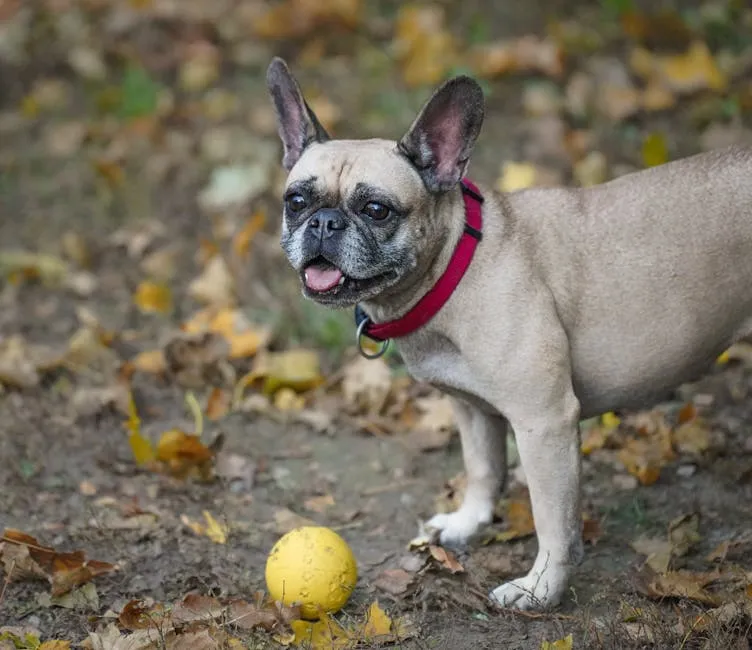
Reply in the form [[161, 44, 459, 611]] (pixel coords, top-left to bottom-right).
[[265, 56, 752, 611]]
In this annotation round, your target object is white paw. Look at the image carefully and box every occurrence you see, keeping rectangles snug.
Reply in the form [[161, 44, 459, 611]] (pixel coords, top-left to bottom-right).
[[426, 506, 491, 547], [489, 563, 569, 611]]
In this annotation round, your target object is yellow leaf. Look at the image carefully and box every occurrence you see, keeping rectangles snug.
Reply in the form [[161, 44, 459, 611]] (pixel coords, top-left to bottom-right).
[[125, 392, 155, 465], [206, 308, 271, 359], [274, 387, 306, 411], [206, 387, 231, 420], [232, 211, 266, 260], [601, 411, 621, 430], [202, 510, 228, 544], [156, 429, 214, 479], [263, 349, 323, 395], [362, 601, 393, 639], [497, 162, 538, 193], [184, 391, 204, 437], [642, 133, 668, 168], [131, 349, 166, 374], [541, 634, 573, 650], [716, 350, 730, 364], [39, 641, 72, 650], [291, 613, 351, 649], [660, 41, 727, 93], [495, 491, 536, 541], [133, 281, 172, 314]]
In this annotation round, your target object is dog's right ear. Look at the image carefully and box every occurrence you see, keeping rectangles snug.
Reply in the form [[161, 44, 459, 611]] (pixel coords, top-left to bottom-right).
[[266, 57, 330, 171]]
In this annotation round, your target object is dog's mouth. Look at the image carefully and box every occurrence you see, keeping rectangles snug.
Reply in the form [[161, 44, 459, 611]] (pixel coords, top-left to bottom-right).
[[301, 257, 392, 303]]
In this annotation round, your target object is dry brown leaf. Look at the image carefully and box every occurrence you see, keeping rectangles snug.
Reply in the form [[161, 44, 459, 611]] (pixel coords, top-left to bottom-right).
[[129, 349, 167, 375], [631, 536, 673, 573], [206, 387, 231, 420], [118, 599, 169, 630], [183, 308, 271, 360], [1, 529, 116, 596], [635, 567, 720, 605], [341, 355, 392, 415], [181, 511, 228, 544], [582, 515, 603, 546], [495, 490, 536, 542], [164, 331, 234, 389], [373, 568, 416, 597], [428, 545, 464, 574], [304, 494, 335, 514], [673, 418, 711, 455], [668, 513, 701, 558], [188, 256, 235, 307], [156, 429, 215, 480]]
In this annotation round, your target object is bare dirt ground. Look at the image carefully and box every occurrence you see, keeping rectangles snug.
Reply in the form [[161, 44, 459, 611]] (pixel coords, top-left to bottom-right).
[[4, 1, 752, 649]]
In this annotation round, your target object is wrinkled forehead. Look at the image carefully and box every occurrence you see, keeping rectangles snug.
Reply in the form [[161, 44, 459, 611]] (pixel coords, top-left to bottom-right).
[[286, 139, 425, 199]]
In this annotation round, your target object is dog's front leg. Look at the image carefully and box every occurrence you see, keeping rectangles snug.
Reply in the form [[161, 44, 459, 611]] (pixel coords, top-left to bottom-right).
[[427, 398, 507, 546], [490, 392, 583, 611]]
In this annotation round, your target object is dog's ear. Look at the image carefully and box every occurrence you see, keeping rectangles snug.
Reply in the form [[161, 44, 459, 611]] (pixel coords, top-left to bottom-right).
[[398, 76, 485, 193], [266, 57, 330, 171]]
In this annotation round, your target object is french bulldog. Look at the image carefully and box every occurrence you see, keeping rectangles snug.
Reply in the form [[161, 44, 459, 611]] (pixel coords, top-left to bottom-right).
[[266, 56, 752, 610]]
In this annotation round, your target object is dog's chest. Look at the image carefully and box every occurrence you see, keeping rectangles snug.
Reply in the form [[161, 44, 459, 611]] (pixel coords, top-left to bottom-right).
[[399, 338, 493, 411]]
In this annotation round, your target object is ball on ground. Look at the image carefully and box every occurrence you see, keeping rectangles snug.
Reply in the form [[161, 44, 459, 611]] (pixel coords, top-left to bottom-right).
[[265, 526, 358, 620]]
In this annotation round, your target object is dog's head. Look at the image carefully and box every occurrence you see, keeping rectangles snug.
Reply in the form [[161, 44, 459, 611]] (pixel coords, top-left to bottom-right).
[[266, 57, 485, 308]]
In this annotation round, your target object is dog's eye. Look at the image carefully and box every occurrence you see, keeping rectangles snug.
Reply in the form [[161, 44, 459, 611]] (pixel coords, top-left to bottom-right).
[[362, 202, 390, 221], [285, 193, 307, 213]]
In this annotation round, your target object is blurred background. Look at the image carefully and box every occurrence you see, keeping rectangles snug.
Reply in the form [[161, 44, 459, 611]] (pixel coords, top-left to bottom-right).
[[3, 0, 752, 360]]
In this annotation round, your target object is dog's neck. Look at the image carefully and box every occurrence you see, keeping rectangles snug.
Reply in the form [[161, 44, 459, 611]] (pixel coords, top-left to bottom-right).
[[361, 186, 467, 324]]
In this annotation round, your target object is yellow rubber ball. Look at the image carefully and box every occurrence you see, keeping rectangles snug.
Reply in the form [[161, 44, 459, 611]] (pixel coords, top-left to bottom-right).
[[265, 526, 358, 620]]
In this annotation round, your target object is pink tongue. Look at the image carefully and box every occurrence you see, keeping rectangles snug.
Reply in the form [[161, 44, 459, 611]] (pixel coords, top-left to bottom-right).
[[304, 266, 343, 292]]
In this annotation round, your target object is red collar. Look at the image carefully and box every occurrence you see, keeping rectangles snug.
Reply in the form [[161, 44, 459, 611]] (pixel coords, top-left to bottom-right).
[[354, 178, 483, 354]]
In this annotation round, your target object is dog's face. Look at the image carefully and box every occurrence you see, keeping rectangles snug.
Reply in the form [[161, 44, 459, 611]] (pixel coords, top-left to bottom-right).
[[266, 58, 485, 308]]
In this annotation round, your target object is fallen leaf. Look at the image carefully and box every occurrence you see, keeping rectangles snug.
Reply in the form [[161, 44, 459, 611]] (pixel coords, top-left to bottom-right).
[[118, 599, 168, 630], [262, 349, 323, 395], [642, 132, 669, 167], [39, 642, 72, 650], [1, 529, 116, 596], [428, 545, 464, 574], [232, 211, 266, 260], [252, 0, 361, 40], [163, 331, 234, 389], [156, 429, 214, 480], [341, 355, 392, 415], [634, 567, 720, 605], [495, 490, 536, 542], [582, 515, 603, 546], [630, 41, 727, 95], [181, 511, 229, 544], [206, 387, 231, 420], [130, 349, 167, 375], [668, 512, 701, 558], [0, 250, 70, 286], [673, 418, 711, 455], [125, 392, 155, 466], [183, 308, 271, 360], [38, 582, 99, 611], [198, 164, 271, 213], [373, 568, 416, 597], [304, 494, 335, 514], [362, 601, 394, 640], [540, 634, 573, 650], [188, 256, 235, 308], [631, 536, 673, 573], [407, 394, 456, 451]]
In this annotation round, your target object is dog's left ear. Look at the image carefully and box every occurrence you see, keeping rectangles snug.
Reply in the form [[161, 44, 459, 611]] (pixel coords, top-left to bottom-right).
[[266, 57, 330, 171], [398, 76, 485, 193]]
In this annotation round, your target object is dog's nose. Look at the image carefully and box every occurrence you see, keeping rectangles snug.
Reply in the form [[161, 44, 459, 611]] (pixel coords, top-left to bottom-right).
[[308, 209, 347, 238]]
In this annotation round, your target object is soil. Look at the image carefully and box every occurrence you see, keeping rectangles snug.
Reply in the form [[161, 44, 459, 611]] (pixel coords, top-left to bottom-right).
[[3, 1, 752, 649]]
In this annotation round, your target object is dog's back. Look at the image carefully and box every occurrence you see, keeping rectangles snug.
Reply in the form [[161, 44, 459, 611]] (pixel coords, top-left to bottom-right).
[[500, 145, 752, 415]]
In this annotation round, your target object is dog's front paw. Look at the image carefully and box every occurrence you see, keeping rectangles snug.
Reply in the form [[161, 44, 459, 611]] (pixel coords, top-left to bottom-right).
[[489, 562, 570, 611], [426, 506, 492, 547]]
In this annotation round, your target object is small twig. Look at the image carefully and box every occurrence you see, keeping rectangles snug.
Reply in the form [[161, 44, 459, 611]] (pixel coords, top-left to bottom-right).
[[361, 478, 423, 496], [0, 558, 15, 608]]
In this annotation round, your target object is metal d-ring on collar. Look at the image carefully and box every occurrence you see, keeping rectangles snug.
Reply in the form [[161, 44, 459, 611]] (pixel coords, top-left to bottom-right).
[[354, 306, 390, 359]]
